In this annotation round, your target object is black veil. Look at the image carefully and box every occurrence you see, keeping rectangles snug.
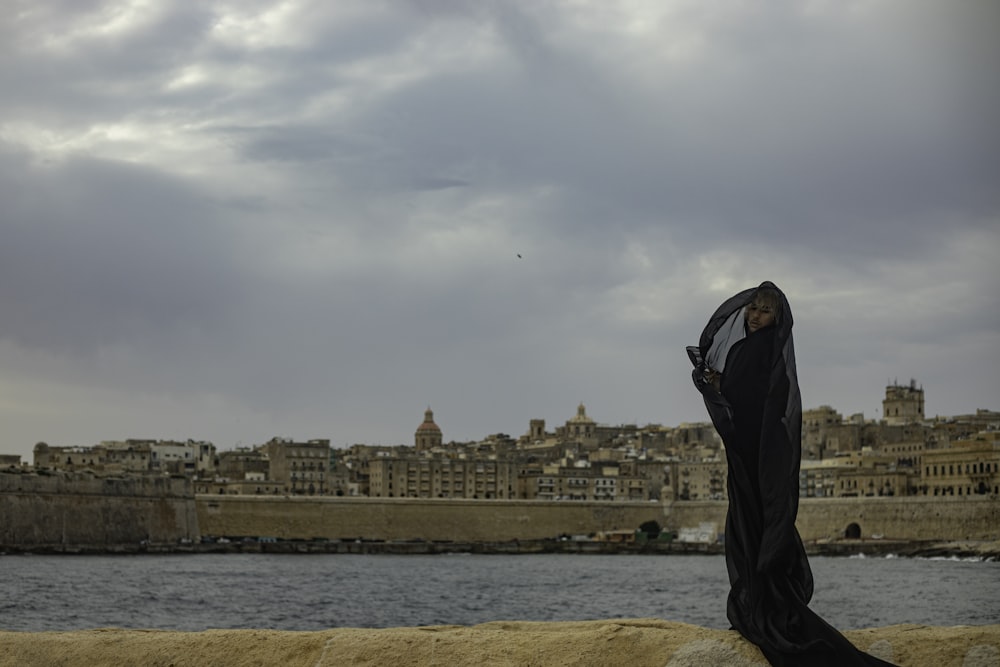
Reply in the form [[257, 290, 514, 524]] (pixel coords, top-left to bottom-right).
[[687, 281, 896, 667]]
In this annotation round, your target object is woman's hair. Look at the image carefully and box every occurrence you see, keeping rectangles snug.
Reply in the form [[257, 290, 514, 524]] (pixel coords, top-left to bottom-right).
[[749, 285, 782, 320]]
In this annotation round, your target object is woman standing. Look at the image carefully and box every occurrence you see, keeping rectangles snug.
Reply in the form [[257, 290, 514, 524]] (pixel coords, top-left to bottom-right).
[[687, 281, 895, 667]]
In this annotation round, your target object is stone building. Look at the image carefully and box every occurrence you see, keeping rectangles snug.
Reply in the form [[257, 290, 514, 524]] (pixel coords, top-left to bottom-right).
[[194, 477, 283, 495], [32, 439, 218, 476], [883, 379, 925, 425], [217, 447, 270, 481], [35, 440, 151, 474], [833, 465, 916, 498], [149, 440, 216, 475], [519, 460, 646, 501], [801, 444, 922, 497], [102, 440, 156, 473], [800, 460, 850, 498], [802, 406, 849, 459], [668, 422, 720, 448], [931, 409, 1000, 444], [368, 454, 517, 499], [920, 434, 1000, 496], [35, 442, 102, 470], [799, 407, 871, 460], [519, 457, 583, 501], [326, 449, 353, 496], [343, 443, 418, 496], [676, 456, 727, 501], [263, 437, 331, 495]]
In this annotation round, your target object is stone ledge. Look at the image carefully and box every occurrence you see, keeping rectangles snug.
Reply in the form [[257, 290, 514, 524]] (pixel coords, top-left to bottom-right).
[[2, 620, 997, 667]]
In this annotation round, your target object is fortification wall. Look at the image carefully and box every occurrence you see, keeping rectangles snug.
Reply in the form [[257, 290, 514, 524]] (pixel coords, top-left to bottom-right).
[[665, 496, 1000, 541], [197, 495, 666, 541], [0, 471, 198, 548], [799, 496, 1000, 540], [197, 494, 999, 542], [3, 469, 996, 549]]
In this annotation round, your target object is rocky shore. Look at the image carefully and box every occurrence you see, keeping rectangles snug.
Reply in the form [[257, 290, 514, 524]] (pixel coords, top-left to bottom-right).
[[2, 620, 998, 667]]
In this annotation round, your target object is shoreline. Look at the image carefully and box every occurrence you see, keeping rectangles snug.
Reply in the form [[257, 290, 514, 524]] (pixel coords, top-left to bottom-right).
[[3, 538, 998, 559], [2, 620, 998, 667]]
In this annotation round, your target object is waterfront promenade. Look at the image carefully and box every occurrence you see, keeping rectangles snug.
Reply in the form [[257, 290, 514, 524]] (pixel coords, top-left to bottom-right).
[[3, 620, 998, 667]]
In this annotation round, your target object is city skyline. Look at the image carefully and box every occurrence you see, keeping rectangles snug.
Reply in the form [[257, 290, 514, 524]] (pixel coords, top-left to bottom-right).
[[7, 380, 994, 458], [2, 3, 998, 463]]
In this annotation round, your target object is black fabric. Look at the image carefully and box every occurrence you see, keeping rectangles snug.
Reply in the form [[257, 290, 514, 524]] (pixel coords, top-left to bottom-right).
[[687, 281, 896, 667]]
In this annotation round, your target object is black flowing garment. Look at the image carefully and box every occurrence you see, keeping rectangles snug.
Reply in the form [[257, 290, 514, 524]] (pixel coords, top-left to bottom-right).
[[687, 282, 895, 667]]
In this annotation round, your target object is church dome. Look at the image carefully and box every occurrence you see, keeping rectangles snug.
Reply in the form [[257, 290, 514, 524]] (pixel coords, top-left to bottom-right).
[[416, 407, 441, 433]]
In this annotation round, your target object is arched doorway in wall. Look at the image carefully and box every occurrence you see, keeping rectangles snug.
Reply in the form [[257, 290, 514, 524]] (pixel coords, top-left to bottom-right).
[[845, 522, 862, 539]]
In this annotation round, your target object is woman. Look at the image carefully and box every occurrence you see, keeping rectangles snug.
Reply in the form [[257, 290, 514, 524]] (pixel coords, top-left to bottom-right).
[[687, 281, 895, 667]]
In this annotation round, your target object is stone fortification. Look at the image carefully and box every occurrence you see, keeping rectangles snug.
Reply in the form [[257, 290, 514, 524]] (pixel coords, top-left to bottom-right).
[[3, 468, 997, 549], [197, 495, 664, 542], [197, 494, 998, 543], [0, 470, 197, 549], [667, 496, 1000, 542]]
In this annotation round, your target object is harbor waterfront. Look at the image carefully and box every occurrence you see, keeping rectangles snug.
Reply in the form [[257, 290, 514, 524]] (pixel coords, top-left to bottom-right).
[[2, 553, 999, 667], [2, 467, 997, 552], [196, 494, 1000, 545]]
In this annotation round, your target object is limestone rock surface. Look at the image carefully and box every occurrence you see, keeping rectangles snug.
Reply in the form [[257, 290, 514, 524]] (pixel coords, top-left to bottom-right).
[[1, 620, 998, 667]]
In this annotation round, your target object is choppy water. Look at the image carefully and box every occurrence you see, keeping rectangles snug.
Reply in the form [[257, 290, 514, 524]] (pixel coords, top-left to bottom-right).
[[1, 553, 997, 632]]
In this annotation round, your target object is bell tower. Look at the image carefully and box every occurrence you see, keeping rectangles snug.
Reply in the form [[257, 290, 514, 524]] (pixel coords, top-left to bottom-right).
[[882, 379, 925, 425]]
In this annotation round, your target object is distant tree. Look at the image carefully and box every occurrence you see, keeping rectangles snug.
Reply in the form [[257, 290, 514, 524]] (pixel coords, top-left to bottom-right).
[[639, 520, 661, 539]]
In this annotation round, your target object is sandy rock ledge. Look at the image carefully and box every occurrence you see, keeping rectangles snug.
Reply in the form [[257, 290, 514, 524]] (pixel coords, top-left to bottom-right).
[[2, 620, 998, 667]]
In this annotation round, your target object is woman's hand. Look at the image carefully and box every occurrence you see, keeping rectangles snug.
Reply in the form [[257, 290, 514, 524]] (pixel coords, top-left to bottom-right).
[[704, 368, 721, 392]]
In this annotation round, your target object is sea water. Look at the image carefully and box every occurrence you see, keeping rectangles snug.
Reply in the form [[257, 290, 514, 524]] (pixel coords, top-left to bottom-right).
[[1, 553, 997, 632]]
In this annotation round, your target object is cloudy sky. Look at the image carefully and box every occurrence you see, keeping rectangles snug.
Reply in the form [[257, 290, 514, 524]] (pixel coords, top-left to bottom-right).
[[2, 0, 998, 460]]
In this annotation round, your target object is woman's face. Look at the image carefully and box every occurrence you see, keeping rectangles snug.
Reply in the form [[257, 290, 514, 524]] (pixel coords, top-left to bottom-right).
[[745, 300, 776, 333]]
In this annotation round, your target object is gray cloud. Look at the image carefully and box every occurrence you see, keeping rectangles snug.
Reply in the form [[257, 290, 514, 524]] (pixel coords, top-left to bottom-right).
[[0, 0, 997, 458], [0, 146, 248, 352]]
